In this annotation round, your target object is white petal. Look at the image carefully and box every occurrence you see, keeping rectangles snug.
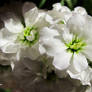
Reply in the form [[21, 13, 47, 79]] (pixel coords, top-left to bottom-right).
[[67, 67, 92, 85], [53, 3, 62, 11], [45, 14, 54, 24], [16, 50, 21, 61], [41, 38, 66, 56], [0, 28, 18, 41], [80, 67, 92, 85], [0, 39, 9, 47], [1, 42, 19, 53], [52, 3, 72, 22], [21, 42, 40, 60], [0, 28, 13, 38], [48, 10, 72, 23], [40, 27, 59, 40], [73, 7, 87, 15], [63, 29, 73, 43], [53, 3, 71, 12], [82, 45, 92, 61], [41, 37, 72, 70], [39, 44, 46, 54], [34, 12, 49, 30], [4, 17, 23, 33], [53, 50, 72, 70], [24, 7, 38, 26], [11, 62, 15, 70], [67, 14, 92, 39], [22, 2, 36, 14], [72, 53, 88, 73]]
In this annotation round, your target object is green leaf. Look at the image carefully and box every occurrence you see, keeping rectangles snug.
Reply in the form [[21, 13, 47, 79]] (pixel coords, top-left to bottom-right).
[[39, 0, 47, 8]]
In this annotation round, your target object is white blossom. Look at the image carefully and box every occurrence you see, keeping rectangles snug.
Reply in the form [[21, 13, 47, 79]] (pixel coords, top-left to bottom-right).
[[41, 14, 92, 85], [0, 6, 50, 68]]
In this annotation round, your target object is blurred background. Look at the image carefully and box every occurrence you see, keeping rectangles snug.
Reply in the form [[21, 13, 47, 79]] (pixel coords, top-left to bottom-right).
[[0, 0, 92, 15]]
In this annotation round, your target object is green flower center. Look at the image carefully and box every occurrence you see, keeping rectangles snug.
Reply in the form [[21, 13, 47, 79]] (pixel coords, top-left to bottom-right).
[[65, 36, 86, 53], [17, 26, 39, 46]]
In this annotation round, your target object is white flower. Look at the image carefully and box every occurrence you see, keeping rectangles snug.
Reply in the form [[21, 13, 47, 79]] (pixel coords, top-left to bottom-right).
[[47, 3, 87, 25], [46, 3, 71, 25], [41, 14, 92, 85], [53, 3, 72, 22], [45, 3, 87, 37], [68, 66, 92, 85], [53, 3, 87, 16], [0, 6, 49, 66]]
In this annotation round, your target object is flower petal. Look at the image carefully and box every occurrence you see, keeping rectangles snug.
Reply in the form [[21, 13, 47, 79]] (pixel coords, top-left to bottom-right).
[[67, 14, 92, 39], [21, 42, 40, 60], [1, 42, 19, 53], [41, 38, 66, 56], [22, 2, 36, 14], [39, 44, 46, 54], [53, 50, 72, 70], [24, 7, 38, 26], [62, 29, 73, 43], [52, 3, 72, 22], [72, 53, 88, 73], [40, 37, 72, 70], [73, 7, 87, 15], [82, 45, 92, 62], [67, 67, 92, 85], [3, 13, 24, 33], [53, 3, 71, 12], [40, 27, 59, 40], [0, 39, 9, 47], [33, 12, 49, 30], [0, 28, 17, 41]]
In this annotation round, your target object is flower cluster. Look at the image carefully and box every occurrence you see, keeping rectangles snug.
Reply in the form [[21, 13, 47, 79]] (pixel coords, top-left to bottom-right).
[[0, 2, 92, 90]]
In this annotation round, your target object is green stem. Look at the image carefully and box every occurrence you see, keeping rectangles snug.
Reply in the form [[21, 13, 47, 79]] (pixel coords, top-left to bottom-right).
[[39, 0, 47, 8], [66, 0, 73, 9], [61, 0, 65, 6]]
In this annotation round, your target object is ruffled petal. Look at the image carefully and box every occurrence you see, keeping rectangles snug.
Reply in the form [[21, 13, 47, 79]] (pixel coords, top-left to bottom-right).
[[40, 27, 59, 40], [1, 42, 19, 53], [82, 44, 92, 62], [53, 50, 72, 70], [73, 7, 87, 15], [41, 38, 66, 56], [53, 3, 71, 12], [52, 3, 72, 22], [33, 12, 49, 30], [67, 14, 92, 39], [24, 7, 38, 26], [0, 28, 17, 41], [0, 39, 9, 47], [72, 53, 88, 73], [22, 2, 36, 14], [67, 67, 92, 85], [2, 13, 24, 33], [21, 42, 40, 60]]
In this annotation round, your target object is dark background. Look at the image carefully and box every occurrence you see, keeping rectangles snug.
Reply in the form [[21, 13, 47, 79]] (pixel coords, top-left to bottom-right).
[[0, 0, 82, 9], [0, 0, 88, 8], [0, 0, 92, 15]]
